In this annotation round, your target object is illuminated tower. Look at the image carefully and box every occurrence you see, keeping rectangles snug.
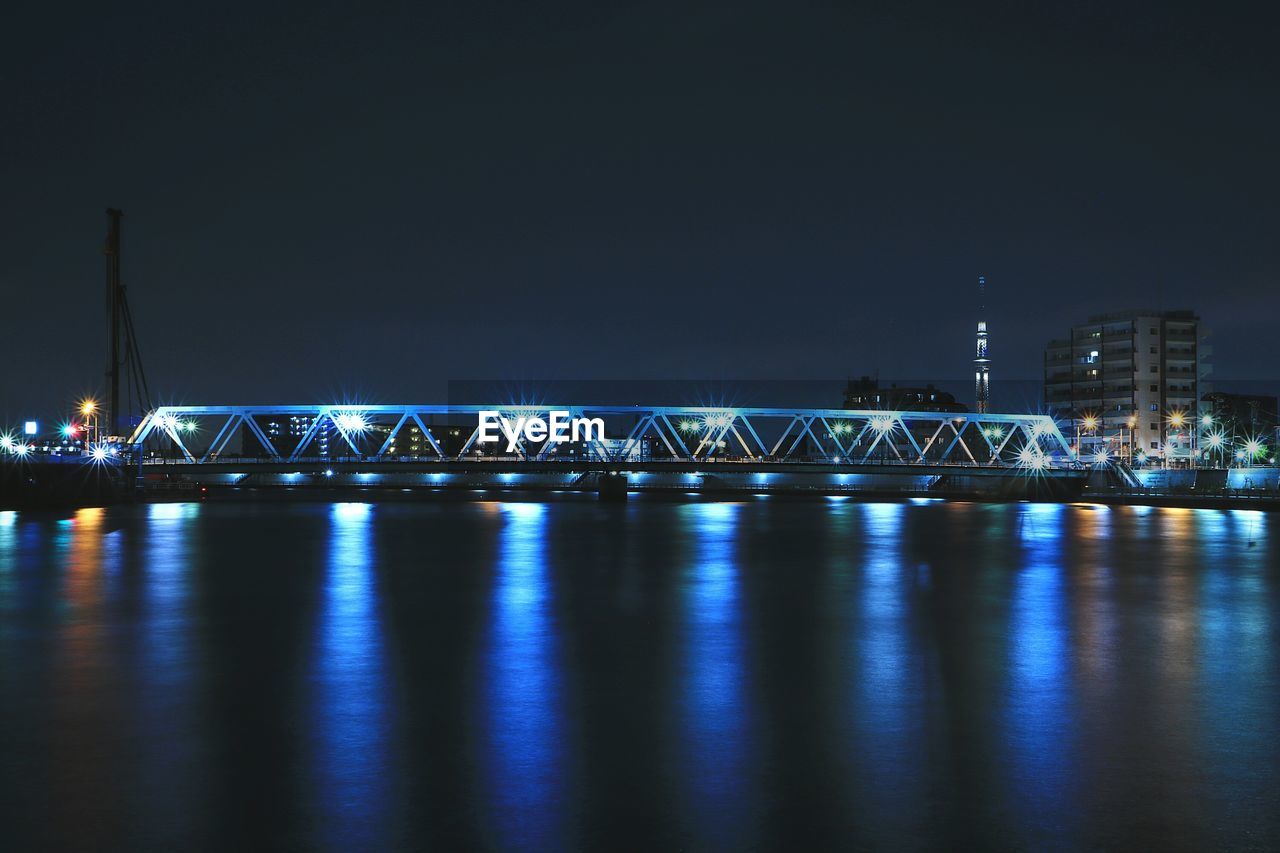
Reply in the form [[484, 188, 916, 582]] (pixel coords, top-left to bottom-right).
[[974, 275, 990, 414]]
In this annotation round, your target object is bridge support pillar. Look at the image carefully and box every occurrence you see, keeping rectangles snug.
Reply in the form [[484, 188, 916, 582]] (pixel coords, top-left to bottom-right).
[[598, 472, 628, 503]]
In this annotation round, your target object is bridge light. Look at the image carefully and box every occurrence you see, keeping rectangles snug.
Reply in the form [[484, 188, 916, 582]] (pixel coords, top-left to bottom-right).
[[702, 411, 733, 430], [90, 445, 108, 462], [1201, 413, 1213, 427], [334, 412, 368, 433], [1017, 445, 1048, 470], [870, 415, 895, 434], [678, 419, 698, 433]]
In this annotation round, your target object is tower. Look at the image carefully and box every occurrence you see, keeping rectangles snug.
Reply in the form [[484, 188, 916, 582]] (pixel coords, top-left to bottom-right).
[[974, 275, 990, 414]]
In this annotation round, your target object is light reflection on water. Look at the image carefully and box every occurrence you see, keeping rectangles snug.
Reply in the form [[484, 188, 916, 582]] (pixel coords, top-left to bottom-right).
[[1006, 503, 1076, 832], [0, 500, 1275, 849], [480, 502, 570, 851], [675, 501, 756, 848], [307, 502, 398, 849], [851, 502, 925, 838]]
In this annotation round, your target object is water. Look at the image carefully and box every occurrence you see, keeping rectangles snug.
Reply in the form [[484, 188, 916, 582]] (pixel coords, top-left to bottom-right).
[[0, 499, 1277, 851]]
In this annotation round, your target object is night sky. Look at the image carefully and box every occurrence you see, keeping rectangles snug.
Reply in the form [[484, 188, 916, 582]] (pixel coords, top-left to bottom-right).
[[3, 1, 1276, 420]]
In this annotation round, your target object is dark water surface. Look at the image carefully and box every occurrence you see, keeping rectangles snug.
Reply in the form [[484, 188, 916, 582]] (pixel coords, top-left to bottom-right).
[[1, 499, 1277, 851]]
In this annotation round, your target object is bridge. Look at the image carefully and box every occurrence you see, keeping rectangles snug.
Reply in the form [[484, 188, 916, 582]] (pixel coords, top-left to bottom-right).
[[125, 404, 1085, 499]]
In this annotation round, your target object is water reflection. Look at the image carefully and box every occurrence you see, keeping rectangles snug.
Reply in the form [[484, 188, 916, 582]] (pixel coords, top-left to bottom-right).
[[481, 502, 569, 850], [676, 502, 756, 848], [1194, 510, 1276, 833], [308, 502, 396, 848], [144, 503, 199, 676], [1005, 503, 1076, 832], [851, 503, 925, 836], [0, 511, 16, 607]]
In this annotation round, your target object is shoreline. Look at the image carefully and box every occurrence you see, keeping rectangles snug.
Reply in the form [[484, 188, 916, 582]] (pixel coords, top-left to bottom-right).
[[5, 484, 1277, 513]]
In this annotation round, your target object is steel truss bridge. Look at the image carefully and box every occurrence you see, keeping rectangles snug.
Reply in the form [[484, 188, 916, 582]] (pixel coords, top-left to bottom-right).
[[130, 404, 1075, 466], [126, 405, 1083, 498]]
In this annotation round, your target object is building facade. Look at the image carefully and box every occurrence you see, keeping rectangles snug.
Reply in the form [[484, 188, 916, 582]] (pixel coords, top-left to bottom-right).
[[843, 377, 968, 414], [1044, 310, 1210, 462]]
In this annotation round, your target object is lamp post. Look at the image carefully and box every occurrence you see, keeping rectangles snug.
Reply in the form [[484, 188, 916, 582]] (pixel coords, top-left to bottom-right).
[[80, 400, 98, 454], [1081, 413, 1098, 461], [1166, 410, 1187, 469], [1198, 413, 1214, 470]]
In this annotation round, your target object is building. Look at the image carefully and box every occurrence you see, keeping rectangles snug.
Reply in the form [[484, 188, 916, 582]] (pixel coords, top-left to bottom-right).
[[255, 415, 331, 457], [1202, 392, 1277, 439], [1044, 310, 1210, 462], [843, 377, 968, 413]]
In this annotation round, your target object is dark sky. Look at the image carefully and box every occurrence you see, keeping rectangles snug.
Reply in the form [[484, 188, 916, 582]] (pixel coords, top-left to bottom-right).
[[2, 0, 1276, 420]]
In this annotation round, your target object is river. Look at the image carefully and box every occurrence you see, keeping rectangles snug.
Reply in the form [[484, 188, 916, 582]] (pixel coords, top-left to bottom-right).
[[0, 498, 1276, 850]]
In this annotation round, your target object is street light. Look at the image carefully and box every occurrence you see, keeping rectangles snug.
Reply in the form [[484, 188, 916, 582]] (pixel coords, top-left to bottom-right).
[[80, 400, 99, 448], [1165, 410, 1188, 468], [1204, 430, 1226, 468], [1077, 412, 1098, 461]]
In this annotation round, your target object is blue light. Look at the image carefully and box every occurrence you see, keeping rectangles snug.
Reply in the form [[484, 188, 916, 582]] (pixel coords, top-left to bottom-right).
[[677, 502, 751, 846], [307, 500, 393, 845], [23, 421, 37, 436], [480, 503, 566, 848]]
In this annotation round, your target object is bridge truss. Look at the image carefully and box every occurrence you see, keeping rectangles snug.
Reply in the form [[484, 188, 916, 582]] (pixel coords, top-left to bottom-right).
[[129, 405, 1077, 469]]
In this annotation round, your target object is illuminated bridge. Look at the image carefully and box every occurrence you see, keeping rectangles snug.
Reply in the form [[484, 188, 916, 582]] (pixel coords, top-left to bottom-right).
[[126, 404, 1086, 500]]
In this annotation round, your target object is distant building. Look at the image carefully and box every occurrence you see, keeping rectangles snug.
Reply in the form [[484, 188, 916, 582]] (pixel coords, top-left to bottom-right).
[[387, 422, 469, 457], [843, 377, 968, 413], [255, 415, 331, 457], [1044, 310, 1210, 461], [1202, 392, 1277, 439]]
